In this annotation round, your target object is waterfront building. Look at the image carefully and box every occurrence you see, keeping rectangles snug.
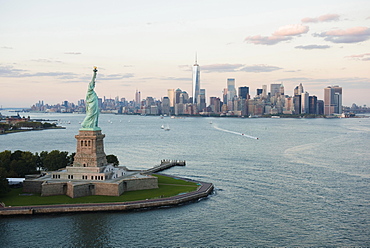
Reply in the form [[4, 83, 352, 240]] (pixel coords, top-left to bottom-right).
[[317, 100, 324, 115], [161, 97, 170, 115], [175, 88, 182, 104], [209, 97, 221, 113], [284, 96, 294, 114], [309, 96, 318, 114], [301, 92, 309, 114], [333, 86, 343, 114], [324, 85, 342, 115], [324, 86, 334, 115], [167, 89, 175, 107], [198, 89, 206, 111], [227, 78, 236, 102], [135, 90, 141, 105], [192, 56, 200, 105], [293, 95, 301, 114]]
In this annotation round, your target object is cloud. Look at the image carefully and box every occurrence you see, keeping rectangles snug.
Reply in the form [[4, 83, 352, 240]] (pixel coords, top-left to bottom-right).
[[302, 14, 340, 23], [178, 65, 192, 71], [0, 64, 78, 79], [64, 52, 81, 55], [32, 58, 63, 63], [245, 35, 292, 45], [272, 24, 309, 36], [295, 44, 331, 50], [99, 73, 134, 80], [201, 64, 244, 72], [160, 77, 191, 81], [245, 24, 308, 45], [314, 27, 370, 43], [0, 65, 27, 77], [345, 53, 370, 61], [199, 63, 282, 73], [239, 64, 282, 73]]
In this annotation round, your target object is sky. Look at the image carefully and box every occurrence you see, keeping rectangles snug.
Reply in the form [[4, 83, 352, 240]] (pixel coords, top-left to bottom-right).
[[1, 0, 369, 108]]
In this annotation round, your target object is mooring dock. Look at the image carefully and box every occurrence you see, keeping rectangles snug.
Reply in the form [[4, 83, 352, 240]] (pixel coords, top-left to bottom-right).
[[143, 160, 186, 174]]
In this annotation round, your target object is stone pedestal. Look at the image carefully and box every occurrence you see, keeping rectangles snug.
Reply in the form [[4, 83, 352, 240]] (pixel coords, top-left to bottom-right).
[[73, 130, 108, 168]]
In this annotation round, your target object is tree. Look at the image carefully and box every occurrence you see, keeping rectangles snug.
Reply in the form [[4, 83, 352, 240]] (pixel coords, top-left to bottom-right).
[[68, 152, 75, 166], [42, 150, 69, 171], [106, 154, 119, 166], [0, 167, 9, 195], [0, 150, 12, 172]]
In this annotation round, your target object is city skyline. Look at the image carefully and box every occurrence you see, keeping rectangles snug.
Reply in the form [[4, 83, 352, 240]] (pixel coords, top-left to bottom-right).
[[1, 0, 370, 108]]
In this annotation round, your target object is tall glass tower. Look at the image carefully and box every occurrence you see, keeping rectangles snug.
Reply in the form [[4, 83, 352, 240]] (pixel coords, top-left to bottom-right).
[[192, 55, 200, 104]]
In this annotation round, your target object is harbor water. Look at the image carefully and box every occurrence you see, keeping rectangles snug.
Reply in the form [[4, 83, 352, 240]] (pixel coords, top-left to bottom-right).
[[0, 112, 369, 247]]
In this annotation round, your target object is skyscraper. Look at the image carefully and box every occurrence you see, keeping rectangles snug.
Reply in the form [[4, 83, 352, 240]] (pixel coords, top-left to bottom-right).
[[238, 86, 249, 99], [333, 86, 343, 114], [192, 55, 200, 105], [135, 90, 141, 105], [167, 89, 175, 107], [270, 83, 281, 97], [324, 85, 342, 115], [301, 92, 309, 114], [198, 89, 206, 111], [227, 78, 236, 102]]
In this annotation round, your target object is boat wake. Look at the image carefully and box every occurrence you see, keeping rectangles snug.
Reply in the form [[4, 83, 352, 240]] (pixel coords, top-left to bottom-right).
[[213, 125, 259, 140]]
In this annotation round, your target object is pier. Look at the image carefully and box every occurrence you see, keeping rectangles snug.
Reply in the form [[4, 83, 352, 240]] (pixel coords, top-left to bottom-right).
[[143, 160, 186, 174]]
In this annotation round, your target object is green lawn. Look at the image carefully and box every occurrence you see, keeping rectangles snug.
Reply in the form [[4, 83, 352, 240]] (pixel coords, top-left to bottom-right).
[[0, 174, 199, 207]]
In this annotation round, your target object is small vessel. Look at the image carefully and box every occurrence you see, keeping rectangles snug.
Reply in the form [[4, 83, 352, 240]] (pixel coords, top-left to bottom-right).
[[161, 124, 165, 129], [164, 124, 170, 131]]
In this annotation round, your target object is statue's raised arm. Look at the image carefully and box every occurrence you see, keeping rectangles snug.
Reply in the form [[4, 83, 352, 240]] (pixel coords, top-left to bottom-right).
[[81, 67, 100, 130]]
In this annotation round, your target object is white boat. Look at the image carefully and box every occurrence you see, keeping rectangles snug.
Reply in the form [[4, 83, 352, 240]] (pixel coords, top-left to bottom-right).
[[164, 124, 170, 131], [161, 124, 165, 129]]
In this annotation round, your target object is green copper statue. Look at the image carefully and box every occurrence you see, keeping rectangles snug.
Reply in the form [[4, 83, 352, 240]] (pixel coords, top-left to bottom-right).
[[81, 67, 100, 130]]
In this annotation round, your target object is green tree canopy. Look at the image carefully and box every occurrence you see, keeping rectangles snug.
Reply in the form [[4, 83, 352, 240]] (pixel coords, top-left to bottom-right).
[[106, 154, 119, 166]]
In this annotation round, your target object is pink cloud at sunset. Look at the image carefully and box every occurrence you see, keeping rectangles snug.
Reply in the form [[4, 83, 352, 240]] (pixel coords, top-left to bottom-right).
[[302, 14, 340, 23], [314, 27, 370, 43], [345, 53, 370, 61], [272, 24, 309, 36], [245, 24, 308, 45]]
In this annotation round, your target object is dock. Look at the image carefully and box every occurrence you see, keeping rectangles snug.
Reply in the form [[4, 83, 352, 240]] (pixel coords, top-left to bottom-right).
[[143, 160, 186, 174]]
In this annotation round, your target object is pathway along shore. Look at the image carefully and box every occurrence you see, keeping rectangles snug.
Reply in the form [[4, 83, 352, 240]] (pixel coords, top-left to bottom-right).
[[0, 175, 214, 216]]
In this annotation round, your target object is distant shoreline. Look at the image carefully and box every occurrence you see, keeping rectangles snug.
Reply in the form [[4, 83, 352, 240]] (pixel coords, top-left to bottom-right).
[[0, 126, 66, 135]]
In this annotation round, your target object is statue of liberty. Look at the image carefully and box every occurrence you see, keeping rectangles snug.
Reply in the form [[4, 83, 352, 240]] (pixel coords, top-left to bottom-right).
[[81, 67, 100, 130]]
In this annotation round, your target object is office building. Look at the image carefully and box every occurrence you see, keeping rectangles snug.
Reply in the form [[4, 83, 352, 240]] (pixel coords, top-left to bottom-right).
[[238, 86, 249, 99], [270, 84, 281, 97], [192, 56, 200, 104]]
